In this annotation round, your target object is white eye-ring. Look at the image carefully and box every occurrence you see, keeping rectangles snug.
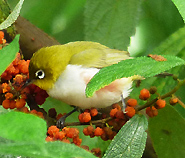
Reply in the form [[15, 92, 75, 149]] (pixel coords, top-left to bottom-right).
[[35, 69, 45, 79]]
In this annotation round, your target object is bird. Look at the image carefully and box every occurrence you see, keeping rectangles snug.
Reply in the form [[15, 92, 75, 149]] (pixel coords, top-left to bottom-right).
[[28, 41, 133, 127]]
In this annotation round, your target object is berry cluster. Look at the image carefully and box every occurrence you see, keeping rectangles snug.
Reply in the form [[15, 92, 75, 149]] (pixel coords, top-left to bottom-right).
[[78, 108, 98, 123], [46, 125, 82, 146], [0, 31, 6, 47], [0, 33, 48, 114]]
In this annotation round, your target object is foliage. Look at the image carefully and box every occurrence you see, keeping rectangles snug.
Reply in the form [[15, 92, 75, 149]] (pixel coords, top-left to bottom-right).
[[0, 0, 185, 158]]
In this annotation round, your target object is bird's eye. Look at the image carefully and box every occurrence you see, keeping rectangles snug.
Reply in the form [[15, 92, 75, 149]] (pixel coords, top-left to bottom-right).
[[35, 69, 45, 79]]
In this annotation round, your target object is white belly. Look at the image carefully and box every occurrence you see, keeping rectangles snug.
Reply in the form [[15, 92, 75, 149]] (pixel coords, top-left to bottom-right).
[[47, 64, 132, 109]]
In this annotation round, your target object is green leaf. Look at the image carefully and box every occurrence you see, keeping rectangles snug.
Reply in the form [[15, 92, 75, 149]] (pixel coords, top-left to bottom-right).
[[0, 34, 20, 75], [0, 0, 24, 30], [86, 55, 185, 97], [0, 141, 96, 158], [0, 111, 47, 143], [103, 114, 148, 158], [84, 0, 141, 50], [171, 0, 185, 22], [149, 105, 185, 158]]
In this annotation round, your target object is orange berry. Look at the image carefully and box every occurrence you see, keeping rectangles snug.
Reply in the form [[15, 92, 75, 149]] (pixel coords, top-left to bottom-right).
[[127, 98, 137, 107], [90, 108, 98, 117], [125, 106, 136, 118], [112, 103, 121, 111], [45, 136, 53, 142], [78, 113, 84, 123], [73, 136, 82, 146], [83, 128, 89, 136], [66, 128, 79, 138], [0, 31, 4, 44], [91, 148, 101, 157], [9, 100, 16, 109], [55, 131, 66, 140], [37, 112, 44, 118], [155, 99, 166, 109], [139, 88, 150, 100], [78, 112, 91, 123], [19, 107, 29, 113], [62, 138, 70, 143], [94, 127, 104, 136], [47, 125, 60, 137], [146, 106, 158, 117], [30, 109, 37, 114], [2, 83, 11, 93], [16, 98, 26, 109], [169, 97, 178, 105], [2, 99, 10, 109], [5, 93, 13, 99], [110, 108, 118, 117], [13, 74, 23, 84], [87, 125, 94, 135], [115, 111, 124, 119]]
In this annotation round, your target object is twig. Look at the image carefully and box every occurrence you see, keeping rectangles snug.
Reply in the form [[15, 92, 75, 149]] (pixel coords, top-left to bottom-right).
[[64, 117, 112, 127], [136, 79, 185, 111]]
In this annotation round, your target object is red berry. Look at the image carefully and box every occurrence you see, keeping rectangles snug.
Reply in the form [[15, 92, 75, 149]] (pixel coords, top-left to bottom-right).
[[139, 89, 150, 100], [125, 106, 136, 118], [2, 99, 10, 109], [115, 111, 124, 119], [16, 98, 26, 109], [110, 108, 118, 117], [146, 106, 158, 117], [90, 108, 98, 117], [66, 128, 79, 138], [94, 127, 104, 136], [155, 99, 166, 109], [55, 131, 66, 140], [127, 99, 137, 107], [47, 126, 59, 137], [112, 103, 121, 111]]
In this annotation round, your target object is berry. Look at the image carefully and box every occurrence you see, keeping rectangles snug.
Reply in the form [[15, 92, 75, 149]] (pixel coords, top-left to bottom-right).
[[9, 100, 16, 109], [169, 97, 178, 105], [90, 108, 98, 117], [55, 131, 66, 140], [5, 93, 13, 99], [47, 126, 59, 137], [15, 98, 26, 109], [112, 103, 121, 111], [94, 127, 104, 136], [126, 98, 137, 107], [73, 136, 82, 146], [2, 99, 10, 109], [149, 86, 157, 94], [125, 106, 136, 118], [115, 111, 124, 119], [78, 112, 91, 123], [66, 128, 79, 138], [146, 106, 158, 117], [155, 99, 166, 109], [45, 136, 53, 142], [139, 88, 150, 100], [110, 108, 118, 117], [48, 108, 57, 118]]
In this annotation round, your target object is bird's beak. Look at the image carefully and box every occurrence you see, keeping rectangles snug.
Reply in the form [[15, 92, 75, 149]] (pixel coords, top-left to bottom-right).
[[21, 78, 33, 90]]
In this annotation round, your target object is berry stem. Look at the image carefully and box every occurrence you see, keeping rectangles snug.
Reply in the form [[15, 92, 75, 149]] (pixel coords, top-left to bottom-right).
[[136, 79, 185, 111]]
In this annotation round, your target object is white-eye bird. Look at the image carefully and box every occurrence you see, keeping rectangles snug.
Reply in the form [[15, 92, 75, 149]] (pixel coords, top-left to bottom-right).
[[28, 41, 133, 109]]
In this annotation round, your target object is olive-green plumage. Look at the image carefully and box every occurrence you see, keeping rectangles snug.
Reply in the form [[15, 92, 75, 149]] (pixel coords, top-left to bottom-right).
[[29, 41, 131, 92]]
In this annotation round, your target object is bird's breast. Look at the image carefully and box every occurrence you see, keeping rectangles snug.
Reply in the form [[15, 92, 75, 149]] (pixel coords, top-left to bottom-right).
[[47, 64, 132, 109]]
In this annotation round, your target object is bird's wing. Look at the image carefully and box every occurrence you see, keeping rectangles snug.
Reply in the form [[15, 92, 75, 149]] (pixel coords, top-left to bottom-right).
[[69, 48, 131, 68]]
